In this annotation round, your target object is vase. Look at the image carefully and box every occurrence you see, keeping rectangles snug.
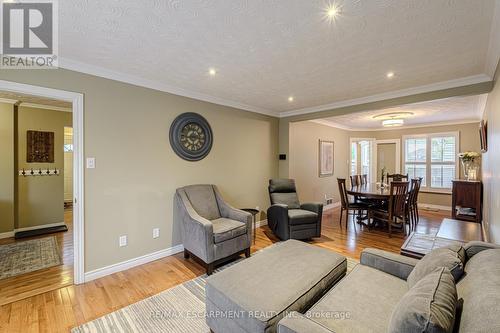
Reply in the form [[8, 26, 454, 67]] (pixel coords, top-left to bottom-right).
[[461, 159, 478, 181]]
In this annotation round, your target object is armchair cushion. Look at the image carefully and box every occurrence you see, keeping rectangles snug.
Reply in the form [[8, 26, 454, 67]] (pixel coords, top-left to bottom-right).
[[271, 193, 301, 209], [407, 245, 465, 288], [212, 218, 247, 244], [183, 185, 221, 220], [388, 267, 457, 333], [288, 209, 318, 225]]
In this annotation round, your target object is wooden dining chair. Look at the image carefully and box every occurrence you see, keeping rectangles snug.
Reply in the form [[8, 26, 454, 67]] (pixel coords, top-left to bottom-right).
[[350, 175, 360, 187], [360, 174, 368, 185], [337, 178, 372, 230], [406, 177, 422, 231], [387, 173, 409, 182], [369, 181, 409, 237]]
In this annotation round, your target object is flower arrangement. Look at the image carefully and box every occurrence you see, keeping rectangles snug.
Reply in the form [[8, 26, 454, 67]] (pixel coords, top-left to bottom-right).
[[458, 151, 480, 162]]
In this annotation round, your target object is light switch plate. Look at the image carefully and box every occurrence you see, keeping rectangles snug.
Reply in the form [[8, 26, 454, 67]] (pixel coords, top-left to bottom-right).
[[153, 228, 160, 239], [86, 157, 96, 169], [119, 235, 127, 247]]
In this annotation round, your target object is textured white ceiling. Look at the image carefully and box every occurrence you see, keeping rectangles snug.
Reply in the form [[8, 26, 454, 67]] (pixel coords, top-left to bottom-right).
[[59, 0, 497, 115], [319, 94, 486, 130]]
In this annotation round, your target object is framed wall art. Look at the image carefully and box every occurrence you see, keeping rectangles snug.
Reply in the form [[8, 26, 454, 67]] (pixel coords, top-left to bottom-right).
[[319, 140, 334, 177]]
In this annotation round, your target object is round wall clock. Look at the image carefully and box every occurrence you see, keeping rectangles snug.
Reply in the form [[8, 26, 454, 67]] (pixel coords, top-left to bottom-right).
[[169, 112, 213, 161]]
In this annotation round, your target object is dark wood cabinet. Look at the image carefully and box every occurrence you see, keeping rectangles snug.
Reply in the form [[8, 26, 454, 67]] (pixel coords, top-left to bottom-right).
[[452, 180, 482, 223]]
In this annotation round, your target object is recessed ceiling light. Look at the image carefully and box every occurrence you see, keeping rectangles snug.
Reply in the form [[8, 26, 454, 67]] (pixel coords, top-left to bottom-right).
[[208, 68, 216, 76], [325, 3, 340, 21], [382, 119, 404, 127], [386, 71, 395, 78], [288, 96, 294, 102]]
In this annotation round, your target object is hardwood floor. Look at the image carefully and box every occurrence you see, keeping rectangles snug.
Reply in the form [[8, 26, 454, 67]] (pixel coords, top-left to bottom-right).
[[0, 209, 73, 306], [0, 207, 449, 333]]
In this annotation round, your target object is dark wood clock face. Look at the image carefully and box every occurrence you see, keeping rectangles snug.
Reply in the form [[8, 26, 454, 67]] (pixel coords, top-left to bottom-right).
[[169, 113, 213, 161], [180, 123, 206, 151]]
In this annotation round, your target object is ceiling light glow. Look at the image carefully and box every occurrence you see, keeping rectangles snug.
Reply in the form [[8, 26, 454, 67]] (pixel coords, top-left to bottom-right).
[[386, 72, 395, 78], [288, 96, 294, 102], [208, 68, 216, 76], [382, 119, 404, 127], [325, 3, 340, 21]]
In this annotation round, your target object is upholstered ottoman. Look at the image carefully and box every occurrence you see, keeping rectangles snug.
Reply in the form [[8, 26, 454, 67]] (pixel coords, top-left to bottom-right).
[[205, 240, 347, 333]]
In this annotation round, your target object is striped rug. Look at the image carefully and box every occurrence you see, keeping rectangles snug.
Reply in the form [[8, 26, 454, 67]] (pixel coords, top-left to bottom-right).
[[72, 256, 358, 333]]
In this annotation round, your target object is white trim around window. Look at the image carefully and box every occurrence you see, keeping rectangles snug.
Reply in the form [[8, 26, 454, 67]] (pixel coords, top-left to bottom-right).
[[402, 131, 460, 194]]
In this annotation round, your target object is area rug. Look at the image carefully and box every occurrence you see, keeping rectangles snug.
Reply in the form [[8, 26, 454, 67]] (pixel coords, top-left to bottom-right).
[[72, 256, 358, 333], [0, 236, 62, 280]]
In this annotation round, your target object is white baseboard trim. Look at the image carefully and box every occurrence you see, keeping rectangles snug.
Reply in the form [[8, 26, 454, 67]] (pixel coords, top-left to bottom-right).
[[0, 231, 15, 239], [255, 219, 268, 228], [84, 244, 184, 282], [324, 201, 341, 211], [15, 222, 66, 233], [418, 203, 452, 211]]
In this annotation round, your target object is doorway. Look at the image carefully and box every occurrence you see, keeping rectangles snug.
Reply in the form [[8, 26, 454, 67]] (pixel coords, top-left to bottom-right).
[[373, 139, 401, 183]]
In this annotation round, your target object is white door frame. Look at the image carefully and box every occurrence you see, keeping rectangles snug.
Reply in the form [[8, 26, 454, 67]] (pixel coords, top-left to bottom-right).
[[373, 139, 401, 180], [0, 79, 85, 284]]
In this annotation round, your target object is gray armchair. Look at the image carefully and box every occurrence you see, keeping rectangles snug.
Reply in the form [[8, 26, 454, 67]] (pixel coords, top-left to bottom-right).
[[267, 179, 323, 240], [174, 184, 252, 275]]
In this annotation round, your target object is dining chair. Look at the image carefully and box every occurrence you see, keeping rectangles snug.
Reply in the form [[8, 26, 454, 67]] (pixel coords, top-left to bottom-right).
[[350, 175, 360, 187], [337, 178, 372, 230], [386, 173, 409, 182], [407, 177, 422, 231], [360, 174, 368, 185], [369, 181, 409, 237]]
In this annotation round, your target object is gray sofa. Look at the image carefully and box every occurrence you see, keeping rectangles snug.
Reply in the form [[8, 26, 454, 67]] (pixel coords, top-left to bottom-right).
[[278, 241, 500, 333], [267, 179, 323, 240], [174, 184, 252, 275]]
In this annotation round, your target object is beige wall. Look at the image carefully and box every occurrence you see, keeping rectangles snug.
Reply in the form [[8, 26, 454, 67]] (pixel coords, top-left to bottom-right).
[[0, 102, 14, 233], [289, 121, 350, 204], [17, 107, 72, 229], [482, 63, 500, 243], [0, 69, 279, 272]]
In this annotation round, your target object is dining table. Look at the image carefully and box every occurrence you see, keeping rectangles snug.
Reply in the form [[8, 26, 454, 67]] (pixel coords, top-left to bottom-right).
[[347, 183, 391, 199]]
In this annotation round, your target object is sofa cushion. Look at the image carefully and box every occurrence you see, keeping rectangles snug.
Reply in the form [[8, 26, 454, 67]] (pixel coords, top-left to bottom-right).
[[408, 245, 465, 288], [206, 240, 347, 333], [389, 267, 457, 333], [211, 218, 246, 243], [183, 185, 221, 220], [305, 264, 408, 333], [271, 193, 301, 209], [288, 209, 318, 225], [457, 249, 500, 333]]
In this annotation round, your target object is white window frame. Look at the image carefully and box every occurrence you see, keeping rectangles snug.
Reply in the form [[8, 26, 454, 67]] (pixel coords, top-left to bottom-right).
[[402, 132, 459, 194]]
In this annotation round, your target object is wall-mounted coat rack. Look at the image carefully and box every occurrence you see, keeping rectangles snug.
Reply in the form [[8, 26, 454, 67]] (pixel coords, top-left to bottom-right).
[[18, 168, 60, 177]]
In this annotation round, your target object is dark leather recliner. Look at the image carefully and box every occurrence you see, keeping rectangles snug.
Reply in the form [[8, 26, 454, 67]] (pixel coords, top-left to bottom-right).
[[267, 179, 323, 240]]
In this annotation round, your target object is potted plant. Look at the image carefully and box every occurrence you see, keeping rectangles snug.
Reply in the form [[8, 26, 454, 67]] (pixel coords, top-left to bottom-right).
[[457, 151, 480, 180]]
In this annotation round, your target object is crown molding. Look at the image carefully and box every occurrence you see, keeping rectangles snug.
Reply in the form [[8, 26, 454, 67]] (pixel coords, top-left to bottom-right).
[[0, 98, 18, 104], [314, 118, 480, 132], [279, 74, 493, 118], [58, 57, 277, 117], [19, 102, 72, 112]]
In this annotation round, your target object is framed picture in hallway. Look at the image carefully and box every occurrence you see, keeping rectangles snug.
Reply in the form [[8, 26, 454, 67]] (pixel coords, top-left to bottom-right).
[[27, 130, 55, 163], [319, 140, 334, 177]]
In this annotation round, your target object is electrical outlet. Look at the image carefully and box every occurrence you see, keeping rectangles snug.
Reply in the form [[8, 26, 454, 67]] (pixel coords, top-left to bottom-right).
[[119, 235, 127, 247], [153, 228, 160, 239], [86, 157, 96, 169]]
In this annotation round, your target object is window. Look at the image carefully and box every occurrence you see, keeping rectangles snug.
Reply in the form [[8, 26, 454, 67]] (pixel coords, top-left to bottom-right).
[[403, 133, 458, 192]]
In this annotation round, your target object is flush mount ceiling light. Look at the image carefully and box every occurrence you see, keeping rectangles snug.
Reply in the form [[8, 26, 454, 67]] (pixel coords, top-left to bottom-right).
[[208, 68, 216, 76], [288, 96, 294, 102], [372, 111, 414, 120], [382, 119, 404, 127]]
